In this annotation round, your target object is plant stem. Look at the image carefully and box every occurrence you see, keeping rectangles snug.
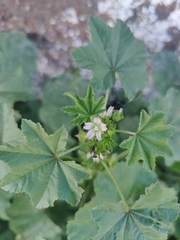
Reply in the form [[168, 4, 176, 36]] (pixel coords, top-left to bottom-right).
[[104, 89, 110, 107], [115, 129, 136, 135], [116, 150, 129, 161], [101, 161, 127, 205], [59, 143, 89, 157]]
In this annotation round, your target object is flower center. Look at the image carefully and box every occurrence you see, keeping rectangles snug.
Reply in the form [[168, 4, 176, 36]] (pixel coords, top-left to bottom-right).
[[94, 126, 99, 131]]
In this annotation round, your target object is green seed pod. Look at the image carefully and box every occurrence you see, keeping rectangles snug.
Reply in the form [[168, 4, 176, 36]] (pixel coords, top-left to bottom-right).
[[112, 109, 124, 122]]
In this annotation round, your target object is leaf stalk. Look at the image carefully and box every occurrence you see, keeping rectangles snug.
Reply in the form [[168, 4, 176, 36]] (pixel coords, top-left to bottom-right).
[[101, 161, 127, 205], [115, 129, 136, 135]]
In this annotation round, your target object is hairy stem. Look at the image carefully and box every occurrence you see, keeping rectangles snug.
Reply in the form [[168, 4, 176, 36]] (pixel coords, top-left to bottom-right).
[[101, 161, 127, 205], [116, 150, 129, 161], [115, 129, 136, 135], [59, 143, 89, 157], [104, 89, 110, 107]]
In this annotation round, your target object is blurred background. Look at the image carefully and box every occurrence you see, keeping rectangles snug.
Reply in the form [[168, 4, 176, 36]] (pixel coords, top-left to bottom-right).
[[0, 0, 180, 91]]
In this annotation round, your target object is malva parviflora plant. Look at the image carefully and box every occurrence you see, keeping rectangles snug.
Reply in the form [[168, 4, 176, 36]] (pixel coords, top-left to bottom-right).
[[0, 16, 180, 240]]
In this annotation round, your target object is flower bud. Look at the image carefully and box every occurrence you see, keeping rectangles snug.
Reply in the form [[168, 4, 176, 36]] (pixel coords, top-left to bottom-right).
[[112, 108, 124, 122]]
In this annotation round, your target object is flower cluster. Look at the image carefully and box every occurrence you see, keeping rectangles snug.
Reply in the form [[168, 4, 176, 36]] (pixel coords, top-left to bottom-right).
[[83, 106, 123, 162]]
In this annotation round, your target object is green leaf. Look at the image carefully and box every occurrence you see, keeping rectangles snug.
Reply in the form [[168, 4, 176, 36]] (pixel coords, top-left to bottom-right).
[[120, 110, 174, 170], [151, 51, 180, 95], [7, 194, 62, 240], [62, 86, 105, 125], [72, 16, 148, 100], [91, 182, 179, 240], [0, 189, 12, 220], [39, 73, 88, 133], [148, 88, 180, 165], [0, 103, 24, 145], [67, 162, 157, 240], [0, 120, 89, 208], [0, 31, 37, 104]]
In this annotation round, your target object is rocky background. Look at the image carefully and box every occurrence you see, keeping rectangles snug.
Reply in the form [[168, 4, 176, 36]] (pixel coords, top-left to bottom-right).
[[0, 0, 180, 88]]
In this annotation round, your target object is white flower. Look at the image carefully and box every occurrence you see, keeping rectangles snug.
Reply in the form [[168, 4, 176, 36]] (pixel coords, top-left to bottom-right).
[[86, 151, 104, 162], [106, 106, 114, 117], [83, 117, 107, 141], [100, 106, 114, 117]]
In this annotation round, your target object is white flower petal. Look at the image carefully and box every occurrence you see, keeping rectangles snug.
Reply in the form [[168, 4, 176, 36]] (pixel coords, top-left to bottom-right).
[[119, 108, 123, 113], [86, 152, 94, 159], [100, 124, 107, 131], [96, 131, 102, 141], [86, 129, 95, 139], [93, 117, 101, 124], [93, 156, 99, 162], [100, 153, 104, 160], [106, 106, 114, 116], [83, 122, 94, 130]]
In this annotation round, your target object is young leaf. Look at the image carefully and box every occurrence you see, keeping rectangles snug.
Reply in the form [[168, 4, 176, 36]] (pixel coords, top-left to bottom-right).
[[120, 110, 175, 170], [72, 16, 148, 100], [62, 86, 105, 125], [39, 73, 88, 133], [67, 162, 157, 240], [148, 88, 180, 165], [7, 194, 62, 240], [0, 31, 37, 105], [91, 182, 179, 240], [0, 103, 24, 145], [0, 120, 89, 208]]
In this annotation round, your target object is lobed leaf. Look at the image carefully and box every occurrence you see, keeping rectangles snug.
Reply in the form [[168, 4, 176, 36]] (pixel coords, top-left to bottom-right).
[[148, 88, 180, 165], [67, 162, 157, 240], [0, 120, 89, 208], [62, 86, 105, 125], [72, 16, 148, 100], [0, 103, 24, 146], [91, 182, 179, 240], [120, 110, 175, 170]]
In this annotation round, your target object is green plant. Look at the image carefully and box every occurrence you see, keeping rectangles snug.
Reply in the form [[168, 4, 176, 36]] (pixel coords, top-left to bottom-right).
[[0, 16, 180, 240]]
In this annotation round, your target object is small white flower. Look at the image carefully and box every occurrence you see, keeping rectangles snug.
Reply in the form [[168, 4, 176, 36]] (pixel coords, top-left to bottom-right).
[[100, 106, 114, 117], [83, 117, 107, 141], [93, 153, 104, 162], [106, 106, 114, 117], [86, 151, 94, 159]]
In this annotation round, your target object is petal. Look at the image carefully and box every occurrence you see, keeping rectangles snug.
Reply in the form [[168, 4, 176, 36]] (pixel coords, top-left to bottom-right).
[[99, 112, 106, 117], [96, 131, 102, 141], [86, 129, 95, 139], [119, 108, 123, 113], [106, 106, 114, 116], [83, 122, 94, 130], [93, 117, 101, 124], [100, 124, 107, 131], [86, 152, 94, 159], [100, 153, 104, 160], [93, 156, 99, 162]]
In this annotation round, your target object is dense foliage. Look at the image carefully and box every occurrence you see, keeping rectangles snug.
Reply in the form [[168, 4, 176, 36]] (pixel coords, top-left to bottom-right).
[[0, 16, 180, 240]]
